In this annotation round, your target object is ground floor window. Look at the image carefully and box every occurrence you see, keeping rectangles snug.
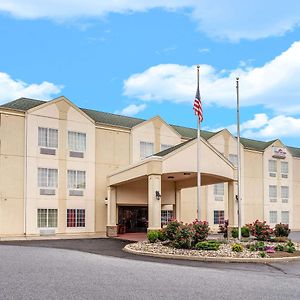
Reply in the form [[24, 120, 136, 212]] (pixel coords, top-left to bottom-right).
[[37, 209, 58, 228], [214, 210, 224, 225], [161, 210, 173, 226], [281, 211, 289, 224], [269, 211, 277, 223], [67, 209, 85, 227]]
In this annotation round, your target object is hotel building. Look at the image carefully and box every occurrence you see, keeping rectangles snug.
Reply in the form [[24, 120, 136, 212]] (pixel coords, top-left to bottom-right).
[[0, 96, 299, 237]]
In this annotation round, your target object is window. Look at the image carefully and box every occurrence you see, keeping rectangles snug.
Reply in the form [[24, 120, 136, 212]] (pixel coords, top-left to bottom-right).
[[269, 211, 277, 223], [140, 141, 154, 159], [229, 154, 238, 167], [67, 170, 86, 189], [68, 131, 86, 151], [269, 185, 277, 202], [37, 209, 58, 228], [38, 168, 58, 187], [281, 162, 288, 178], [214, 183, 224, 201], [281, 211, 289, 224], [281, 186, 289, 203], [161, 210, 173, 226], [38, 127, 58, 148], [268, 160, 277, 177], [67, 209, 85, 227], [214, 210, 224, 225], [161, 144, 173, 151]]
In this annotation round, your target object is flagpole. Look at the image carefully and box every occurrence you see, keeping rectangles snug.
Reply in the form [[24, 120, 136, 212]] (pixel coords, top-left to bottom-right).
[[236, 77, 242, 240], [197, 65, 201, 220]]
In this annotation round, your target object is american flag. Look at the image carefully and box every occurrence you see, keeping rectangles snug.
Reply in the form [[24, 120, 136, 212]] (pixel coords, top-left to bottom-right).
[[193, 84, 203, 122]]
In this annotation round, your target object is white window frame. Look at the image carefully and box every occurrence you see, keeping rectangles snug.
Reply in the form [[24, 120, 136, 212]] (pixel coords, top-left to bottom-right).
[[160, 144, 173, 151], [67, 170, 86, 189], [281, 161, 288, 178], [38, 168, 58, 188], [67, 209, 86, 227], [269, 211, 277, 224], [214, 183, 224, 201], [68, 131, 86, 152], [229, 154, 238, 167], [268, 159, 277, 177], [38, 127, 58, 148], [281, 186, 289, 203], [281, 211, 289, 224], [37, 209, 58, 228], [140, 141, 154, 159], [269, 185, 277, 202], [161, 210, 173, 226]]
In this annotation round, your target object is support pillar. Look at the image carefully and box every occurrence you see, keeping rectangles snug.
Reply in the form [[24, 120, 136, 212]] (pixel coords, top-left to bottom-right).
[[175, 188, 181, 221], [228, 181, 236, 228], [106, 186, 117, 237], [148, 174, 161, 231]]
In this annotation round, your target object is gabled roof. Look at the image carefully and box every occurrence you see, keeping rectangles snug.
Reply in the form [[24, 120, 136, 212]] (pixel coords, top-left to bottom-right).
[[1, 97, 300, 157], [239, 137, 276, 152], [287, 146, 300, 158], [154, 139, 195, 157]]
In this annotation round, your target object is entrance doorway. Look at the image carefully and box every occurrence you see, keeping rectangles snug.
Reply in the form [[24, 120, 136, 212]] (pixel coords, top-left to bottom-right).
[[118, 206, 148, 233]]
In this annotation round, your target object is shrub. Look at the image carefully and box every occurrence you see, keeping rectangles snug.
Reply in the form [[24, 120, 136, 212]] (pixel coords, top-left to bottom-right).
[[241, 226, 250, 238], [246, 220, 273, 241], [165, 220, 181, 241], [232, 243, 243, 252], [285, 241, 296, 253], [218, 220, 228, 238], [173, 224, 195, 249], [231, 228, 238, 239], [147, 230, 159, 243], [259, 252, 266, 258], [195, 240, 221, 251], [157, 229, 167, 241], [248, 244, 256, 252], [273, 236, 289, 243], [192, 220, 210, 244], [275, 244, 284, 252], [255, 241, 266, 251], [274, 223, 290, 237]]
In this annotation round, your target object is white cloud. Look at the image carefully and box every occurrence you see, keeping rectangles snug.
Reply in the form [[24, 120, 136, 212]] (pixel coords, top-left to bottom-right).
[[208, 113, 300, 140], [1, 1, 300, 41], [124, 41, 300, 114], [0, 72, 62, 104], [115, 103, 146, 116]]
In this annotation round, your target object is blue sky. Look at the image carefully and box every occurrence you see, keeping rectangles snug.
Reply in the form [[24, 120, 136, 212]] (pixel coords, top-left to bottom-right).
[[0, 1, 300, 146]]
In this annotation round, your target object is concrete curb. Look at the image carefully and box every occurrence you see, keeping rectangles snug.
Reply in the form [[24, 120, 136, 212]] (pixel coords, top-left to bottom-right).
[[123, 244, 300, 263]]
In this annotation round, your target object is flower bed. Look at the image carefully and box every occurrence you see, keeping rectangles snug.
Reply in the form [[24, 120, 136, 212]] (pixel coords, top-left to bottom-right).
[[125, 240, 300, 260]]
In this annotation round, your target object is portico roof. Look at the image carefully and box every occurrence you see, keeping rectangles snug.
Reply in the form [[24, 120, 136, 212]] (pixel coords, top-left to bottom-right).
[[107, 137, 237, 187]]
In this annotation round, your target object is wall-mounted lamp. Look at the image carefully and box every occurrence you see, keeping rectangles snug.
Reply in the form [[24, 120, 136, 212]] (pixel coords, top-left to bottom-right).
[[155, 191, 161, 200]]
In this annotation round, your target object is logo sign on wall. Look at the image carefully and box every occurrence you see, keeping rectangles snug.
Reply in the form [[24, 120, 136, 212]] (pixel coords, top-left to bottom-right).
[[272, 147, 287, 159]]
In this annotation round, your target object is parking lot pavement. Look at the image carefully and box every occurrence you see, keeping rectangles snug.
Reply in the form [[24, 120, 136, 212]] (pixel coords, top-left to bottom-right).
[[1, 237, 299, 276], [0, 244, 300, 300]]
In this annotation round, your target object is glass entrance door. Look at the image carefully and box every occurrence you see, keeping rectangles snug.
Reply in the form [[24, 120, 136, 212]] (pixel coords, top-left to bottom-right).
[[118, 206, 148, 233]]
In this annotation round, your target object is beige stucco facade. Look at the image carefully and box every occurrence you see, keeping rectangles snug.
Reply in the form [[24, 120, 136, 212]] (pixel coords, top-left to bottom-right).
[[0, 96, 300, 238]]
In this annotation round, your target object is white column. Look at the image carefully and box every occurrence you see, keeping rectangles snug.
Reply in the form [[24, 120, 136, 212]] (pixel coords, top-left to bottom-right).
[[106, 186, 117, 237], [148, 174, 161, 231], [175, 188, 181, 221], [228, 181, 236, 227]]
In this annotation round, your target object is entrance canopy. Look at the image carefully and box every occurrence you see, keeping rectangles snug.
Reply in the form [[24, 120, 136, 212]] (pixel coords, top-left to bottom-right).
[[107, 138, 237, 187], [106, 138, 237, 237]]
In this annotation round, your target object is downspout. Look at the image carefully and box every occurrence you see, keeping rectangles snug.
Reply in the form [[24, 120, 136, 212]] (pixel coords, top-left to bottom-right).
[[23, 112, 28, 236]]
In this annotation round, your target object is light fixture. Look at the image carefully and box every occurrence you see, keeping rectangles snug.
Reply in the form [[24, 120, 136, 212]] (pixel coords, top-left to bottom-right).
[[155, 191, 161, 200], [183, 172, 191, 176], [168, 176, 174, 179]]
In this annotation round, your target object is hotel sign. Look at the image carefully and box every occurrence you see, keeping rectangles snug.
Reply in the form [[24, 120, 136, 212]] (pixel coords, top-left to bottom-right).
[[272, 147, 287, 159]]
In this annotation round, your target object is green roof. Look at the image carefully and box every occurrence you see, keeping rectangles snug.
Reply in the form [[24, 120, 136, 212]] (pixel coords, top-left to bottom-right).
[[1, 97, 300, 157], [154, 139, 195, 157], [240, 137, 276, 152]]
